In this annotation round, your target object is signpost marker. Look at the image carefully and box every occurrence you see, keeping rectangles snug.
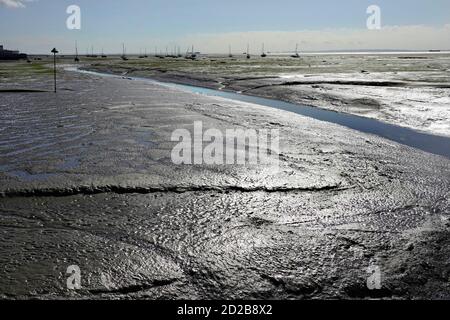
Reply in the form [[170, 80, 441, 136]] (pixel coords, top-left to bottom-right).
[[51, 48, 59, 93]]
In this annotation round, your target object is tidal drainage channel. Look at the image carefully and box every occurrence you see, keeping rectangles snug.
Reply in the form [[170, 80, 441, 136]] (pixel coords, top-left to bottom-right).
[[70, 67, 450, 159]]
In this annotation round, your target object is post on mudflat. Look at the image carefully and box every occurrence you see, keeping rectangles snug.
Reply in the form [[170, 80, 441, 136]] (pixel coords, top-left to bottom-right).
[[51, 48, 59, 93]]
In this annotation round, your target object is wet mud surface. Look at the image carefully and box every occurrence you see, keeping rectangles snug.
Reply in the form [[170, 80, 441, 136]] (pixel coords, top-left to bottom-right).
[[85, 53, 450, 137], [0, 69, 449, 299]]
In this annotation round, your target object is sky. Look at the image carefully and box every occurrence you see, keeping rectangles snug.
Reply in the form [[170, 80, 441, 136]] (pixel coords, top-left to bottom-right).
[[0, 0, 449, 54]]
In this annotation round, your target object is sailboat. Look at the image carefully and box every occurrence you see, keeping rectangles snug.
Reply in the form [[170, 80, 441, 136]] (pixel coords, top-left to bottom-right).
[[246, 44, 251, 59], [228, 45, 233, 58], [168, 46, 178, 58], [101, 48, 107, 58], [185, 45, 197, 60], [74, 41, 80, 62], [158, 48, 165, 59], [139, 48, 145, 59], [121, 43, 128, 61], [261, 43, 267, 58], [90, 45, 98, 58], [291, 43, 300, 58], [155, 46, 161, 58]]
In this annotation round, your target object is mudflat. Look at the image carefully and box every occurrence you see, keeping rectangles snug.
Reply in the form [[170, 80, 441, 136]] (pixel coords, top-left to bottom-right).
[[85, 53, 450, 137], [0, 63, 449, 299]]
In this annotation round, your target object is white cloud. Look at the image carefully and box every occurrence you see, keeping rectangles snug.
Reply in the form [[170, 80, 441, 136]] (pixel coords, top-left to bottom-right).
[[0, 0, 35, 9], [180, 25, 450, 53], [3, 24, 450, 54]]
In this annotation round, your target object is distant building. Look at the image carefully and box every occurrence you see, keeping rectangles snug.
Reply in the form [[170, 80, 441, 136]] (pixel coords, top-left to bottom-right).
[[0, 45, 27, 60]]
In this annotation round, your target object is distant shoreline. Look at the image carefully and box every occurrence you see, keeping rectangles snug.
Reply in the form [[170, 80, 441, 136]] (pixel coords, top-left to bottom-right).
[[19, 50, 450, 57]]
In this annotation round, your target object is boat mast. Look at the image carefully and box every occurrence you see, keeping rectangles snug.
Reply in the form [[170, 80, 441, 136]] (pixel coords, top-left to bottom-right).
[[121, 43, 128, 60], [74, 41, 79, 62], [291, 43, 300, 58]]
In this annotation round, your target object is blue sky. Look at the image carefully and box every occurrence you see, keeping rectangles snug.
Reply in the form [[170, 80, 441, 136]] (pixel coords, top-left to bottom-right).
[[1, 0, 450, 53]]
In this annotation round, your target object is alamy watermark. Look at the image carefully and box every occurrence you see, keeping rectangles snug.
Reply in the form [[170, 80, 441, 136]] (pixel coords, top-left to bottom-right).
[[66, 5, 81, 30], [66, 265, 81, 290], [367, 264, 382, 290], [65, 5, 381, 33], [66, 265, 116, 290], [171, 122, 280, 168], [367, 5, 381, 30]]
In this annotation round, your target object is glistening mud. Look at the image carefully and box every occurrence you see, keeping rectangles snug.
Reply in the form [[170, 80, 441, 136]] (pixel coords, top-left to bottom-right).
[[72, 68, 450, 159], [1, 67, 449, 300]]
